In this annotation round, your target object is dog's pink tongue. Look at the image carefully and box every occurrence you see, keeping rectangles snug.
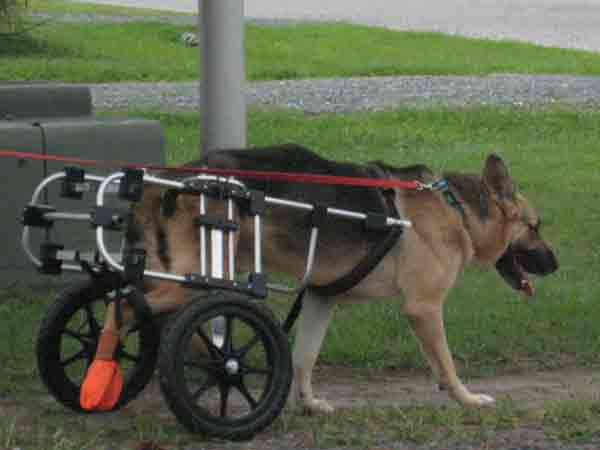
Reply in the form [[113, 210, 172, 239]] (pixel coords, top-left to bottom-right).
[[521, 279, 535, 297]]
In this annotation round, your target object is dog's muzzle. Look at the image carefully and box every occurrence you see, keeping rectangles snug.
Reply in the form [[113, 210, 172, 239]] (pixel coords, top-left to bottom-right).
[[495, 244, 558, 297]]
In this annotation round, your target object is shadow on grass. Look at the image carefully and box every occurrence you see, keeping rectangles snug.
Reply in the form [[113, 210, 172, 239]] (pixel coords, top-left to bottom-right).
[[0, 31, 74, 57]]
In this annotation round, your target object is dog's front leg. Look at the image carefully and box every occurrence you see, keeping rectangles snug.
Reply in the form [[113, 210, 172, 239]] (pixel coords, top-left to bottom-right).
[[403, 299, 495, 407], [291, 290, 336, 415]]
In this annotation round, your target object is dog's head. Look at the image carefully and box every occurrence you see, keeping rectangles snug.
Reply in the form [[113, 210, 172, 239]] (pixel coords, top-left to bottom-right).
[[482, 154, 559, 297]]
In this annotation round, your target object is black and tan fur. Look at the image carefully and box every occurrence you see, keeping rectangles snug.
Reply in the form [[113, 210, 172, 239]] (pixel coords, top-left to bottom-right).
[[103, 145, 558, 412]]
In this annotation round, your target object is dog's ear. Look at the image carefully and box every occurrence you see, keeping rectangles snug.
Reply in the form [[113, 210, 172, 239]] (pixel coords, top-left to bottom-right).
[[483, 153, 519, 220], [483, 153, 515, 200]]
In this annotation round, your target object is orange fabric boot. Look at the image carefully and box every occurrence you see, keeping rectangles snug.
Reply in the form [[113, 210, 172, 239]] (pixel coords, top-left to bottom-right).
[[80, 330, 124, 411]]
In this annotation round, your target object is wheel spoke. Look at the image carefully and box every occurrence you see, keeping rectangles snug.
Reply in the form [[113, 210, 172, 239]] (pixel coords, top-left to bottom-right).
[[184, 357, 219, 372], [235, 379, 258, 410], [196, 327, 224, 360], [191, 377, 217, 402], [119, 350, 140, 363], [237, 334, 260, 359], [243, 365, 272, 377], [84, 304, 101, 337], [223, 315, 234, 354], [62, 328, 88, 344], [126, 323, 141, 335], [75, 317, 88, 334], [61, 349, 88, 368], [85, 350, 95, 367], [219, 384, 231, 417]]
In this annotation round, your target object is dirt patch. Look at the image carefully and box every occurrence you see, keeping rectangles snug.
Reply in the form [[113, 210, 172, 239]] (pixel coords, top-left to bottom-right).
[[309, 364, 600, 409], [4, 365, 600, 450]]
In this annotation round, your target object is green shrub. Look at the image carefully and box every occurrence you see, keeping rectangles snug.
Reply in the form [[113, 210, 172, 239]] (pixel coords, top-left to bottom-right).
[[0, 0, 29, 35]]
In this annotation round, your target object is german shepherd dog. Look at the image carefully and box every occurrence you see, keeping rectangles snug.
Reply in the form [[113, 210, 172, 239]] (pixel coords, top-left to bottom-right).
[[101, 145, 558, 413]]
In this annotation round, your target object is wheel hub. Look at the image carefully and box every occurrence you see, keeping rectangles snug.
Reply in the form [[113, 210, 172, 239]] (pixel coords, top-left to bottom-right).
[[224, 358, 240, 375]]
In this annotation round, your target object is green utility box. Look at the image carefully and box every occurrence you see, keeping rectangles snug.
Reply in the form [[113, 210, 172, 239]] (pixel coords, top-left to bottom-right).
[[0, 83, 165, 289], [0, 82, 92, 120]]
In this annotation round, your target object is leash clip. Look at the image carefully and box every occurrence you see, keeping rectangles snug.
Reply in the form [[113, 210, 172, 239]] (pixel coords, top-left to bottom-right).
[[416, 179, 448, 192]]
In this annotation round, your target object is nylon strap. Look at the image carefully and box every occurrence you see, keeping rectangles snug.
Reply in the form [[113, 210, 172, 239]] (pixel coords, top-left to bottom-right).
[[309, 163, 403, 297], [282, 289, 306, 334]]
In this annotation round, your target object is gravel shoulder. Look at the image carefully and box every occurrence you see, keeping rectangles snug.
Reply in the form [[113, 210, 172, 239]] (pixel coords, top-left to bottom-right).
[[89, 75, 600, 113], [32, 11, 307, 27]]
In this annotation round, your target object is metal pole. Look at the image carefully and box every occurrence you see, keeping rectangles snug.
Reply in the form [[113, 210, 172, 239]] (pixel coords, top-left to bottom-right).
[[199, 0, 247, 155]]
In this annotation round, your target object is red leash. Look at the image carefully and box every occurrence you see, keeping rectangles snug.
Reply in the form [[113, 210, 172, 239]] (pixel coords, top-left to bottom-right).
[[0, 149, 423, 190]]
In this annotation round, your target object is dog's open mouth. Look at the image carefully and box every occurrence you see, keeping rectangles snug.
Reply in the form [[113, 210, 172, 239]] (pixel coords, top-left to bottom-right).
[[495, 246, 535, 297]]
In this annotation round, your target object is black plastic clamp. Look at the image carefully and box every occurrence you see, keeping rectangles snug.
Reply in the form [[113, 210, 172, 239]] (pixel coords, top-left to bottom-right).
[[182, 178, 248, 200], [194, 215, 239, 232], [248, 272, 268, 299], [119, 168, 144, 202], [365, 213, 388, 231], [123, 247, 146, 284], [126, 287, 153, 322], [39, 242, 64, 275], [183, 274, 237, 292], [22, 204, 55, 228], [182, 272, 268, 299], [91, 206, 128, 231], [310, 204, 328, 228], [249, 190, 266, 215], [60, 166, 86, 199]]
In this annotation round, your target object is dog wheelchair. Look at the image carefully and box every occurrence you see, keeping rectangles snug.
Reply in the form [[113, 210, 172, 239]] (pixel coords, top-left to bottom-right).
[[22, 166, 411, 439]]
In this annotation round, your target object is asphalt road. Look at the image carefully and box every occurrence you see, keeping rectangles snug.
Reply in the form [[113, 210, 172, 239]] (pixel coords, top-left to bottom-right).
[[75, 0, 600, 51]]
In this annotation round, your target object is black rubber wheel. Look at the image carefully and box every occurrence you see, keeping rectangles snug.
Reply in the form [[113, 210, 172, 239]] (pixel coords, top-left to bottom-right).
[[158, 294, 292, 440], [36, 279, 159, 412]]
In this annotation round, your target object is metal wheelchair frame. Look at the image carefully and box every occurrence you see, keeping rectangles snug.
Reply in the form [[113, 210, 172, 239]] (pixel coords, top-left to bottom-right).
[[22, 166, 411, 438]]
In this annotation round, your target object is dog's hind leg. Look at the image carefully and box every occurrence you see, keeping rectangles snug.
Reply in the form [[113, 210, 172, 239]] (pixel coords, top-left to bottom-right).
[[100, 281, 189, 335], [291, 290, 336, 415]]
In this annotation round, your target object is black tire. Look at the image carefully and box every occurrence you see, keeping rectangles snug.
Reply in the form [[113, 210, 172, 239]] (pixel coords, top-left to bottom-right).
[[158, 294, 292, 440], [36, 279, 159, 412]]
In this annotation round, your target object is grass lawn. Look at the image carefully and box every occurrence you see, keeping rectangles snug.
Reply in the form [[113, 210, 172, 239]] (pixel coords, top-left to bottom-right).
[[29, 0, 191, 17], [1, 105, 599, 447], [3, 18, 600, 82], [3, 104, 599, 380]]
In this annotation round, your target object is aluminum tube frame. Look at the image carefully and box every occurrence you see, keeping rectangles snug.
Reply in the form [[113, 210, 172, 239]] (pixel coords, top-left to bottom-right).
[[254, 214, 262, 273], [264, 196, 412, 228], [22, 172, 115, 270], [96, 172, 187, 284], [24, 169, 412, 296], [227, 198, 235, 280], [96, 173, 246, 284], [44, 212, 92, 222], [211, 231, 224, 279], [208, 196, 226, 348], [200, 194, 207, 276], [268, 226, 319, 294]]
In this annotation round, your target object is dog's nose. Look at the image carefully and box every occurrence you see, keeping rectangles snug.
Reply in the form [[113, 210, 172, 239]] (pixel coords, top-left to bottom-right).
[[536, 247, 559, 275], [546, 249, 559, 274], [519, 247, 559, 275]]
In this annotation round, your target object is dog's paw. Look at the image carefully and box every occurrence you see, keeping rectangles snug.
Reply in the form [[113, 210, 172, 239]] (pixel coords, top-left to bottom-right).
[[464, 393, 495, 407], [302, 398, 335, 415]]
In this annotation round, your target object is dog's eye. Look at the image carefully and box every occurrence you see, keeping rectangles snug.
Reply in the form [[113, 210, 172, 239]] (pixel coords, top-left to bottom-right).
[[528, 222, 541, 233]]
